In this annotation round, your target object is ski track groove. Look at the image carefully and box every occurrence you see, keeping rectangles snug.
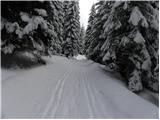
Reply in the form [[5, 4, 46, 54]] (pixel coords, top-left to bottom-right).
[[53, 69, 78, 118], [73, 70, 82, 117], [51, 71, 72, 118], [83, 71, 106, 118], [66, 70, 80, 118], [41, 70, 72, 118], [83, 71, 99, 117], [81, 70, 95, 118]]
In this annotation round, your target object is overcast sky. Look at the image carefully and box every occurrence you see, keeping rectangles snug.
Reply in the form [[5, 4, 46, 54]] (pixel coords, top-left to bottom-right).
[[79, 0, 97, 29]]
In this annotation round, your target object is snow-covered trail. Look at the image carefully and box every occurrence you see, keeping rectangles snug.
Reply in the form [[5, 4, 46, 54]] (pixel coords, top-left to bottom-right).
[[2, 56, 158, 118]]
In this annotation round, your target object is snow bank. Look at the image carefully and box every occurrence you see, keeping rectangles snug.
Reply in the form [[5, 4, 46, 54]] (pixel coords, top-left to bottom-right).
[[74, 54, 86, 60]]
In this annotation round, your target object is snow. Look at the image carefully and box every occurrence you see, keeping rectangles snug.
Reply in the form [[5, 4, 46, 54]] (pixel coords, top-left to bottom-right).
[[123, 2, 128, 10], [142, 55, 151, 71], [2, 55, 158, 118], [103, 17, 114, 34], [2, 44, 15, 54], [102, 51, 110, 61], [20, 12, 31, 22], [128, 69, 143, 92], [74, 54, 86, 60], [113, 1, 124, 9], [129, 7, 148, 28], [151, 18, 159, 31], [134, 31, 145, 44], [120, 36, 130, 46], [2, 17, 19, 34], [101, 38, 109, 51], [1, 17, 5, 30], [34, 8, 48, 17], [2, 12, 49, 39], [18, 12, 48, 38], [103, 14, 121, 35]]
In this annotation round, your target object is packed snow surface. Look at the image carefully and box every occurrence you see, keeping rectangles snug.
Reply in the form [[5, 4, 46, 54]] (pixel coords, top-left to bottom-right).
[[2, 55, 158, 118]]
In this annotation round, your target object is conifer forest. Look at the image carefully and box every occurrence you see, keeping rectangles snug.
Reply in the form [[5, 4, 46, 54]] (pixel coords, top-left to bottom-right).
[[1, 0, 159, 119]]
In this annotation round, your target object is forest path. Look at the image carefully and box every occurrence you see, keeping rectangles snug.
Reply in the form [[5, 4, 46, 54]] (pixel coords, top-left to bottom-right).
[[2, 55, 158, 118]]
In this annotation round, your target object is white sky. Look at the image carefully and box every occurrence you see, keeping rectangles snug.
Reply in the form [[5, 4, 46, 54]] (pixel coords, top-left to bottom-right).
[[79, 0, 97, 28]]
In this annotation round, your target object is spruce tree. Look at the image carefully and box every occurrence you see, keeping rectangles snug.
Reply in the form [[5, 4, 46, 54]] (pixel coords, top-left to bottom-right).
[[79, 25, 86, 55], [63, 1, 80, 57], [87, 1, 114, 63], [49, 1, 64, 55], [101, 1, 159, 92], [1, 1, 61, 57]]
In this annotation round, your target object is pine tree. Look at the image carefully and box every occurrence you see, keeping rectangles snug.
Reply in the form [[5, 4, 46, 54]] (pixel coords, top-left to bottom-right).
[[100, 1, 159, 92], [63, 1, 80, 57]]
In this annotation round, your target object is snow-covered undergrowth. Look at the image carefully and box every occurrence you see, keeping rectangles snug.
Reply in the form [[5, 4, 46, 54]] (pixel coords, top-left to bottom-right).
[[1, 52, 46, 69], [2, 55, 158, 118]]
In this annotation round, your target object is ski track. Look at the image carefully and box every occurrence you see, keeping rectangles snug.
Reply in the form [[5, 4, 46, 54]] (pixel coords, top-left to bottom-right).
[[81, 71, 94, 117], [82, 70, 105, 118], [41, 71, 71, 118], [2, 56, 159, 118]]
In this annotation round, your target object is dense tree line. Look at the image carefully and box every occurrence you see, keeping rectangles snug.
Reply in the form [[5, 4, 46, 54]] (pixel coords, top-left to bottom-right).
[[1, 1, 159, 93], [84, 1, 159, 93], [1, 1, 81, 67]]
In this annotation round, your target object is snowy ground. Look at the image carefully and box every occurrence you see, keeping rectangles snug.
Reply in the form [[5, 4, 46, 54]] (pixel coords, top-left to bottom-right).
[[2, 55, 159, 118]]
